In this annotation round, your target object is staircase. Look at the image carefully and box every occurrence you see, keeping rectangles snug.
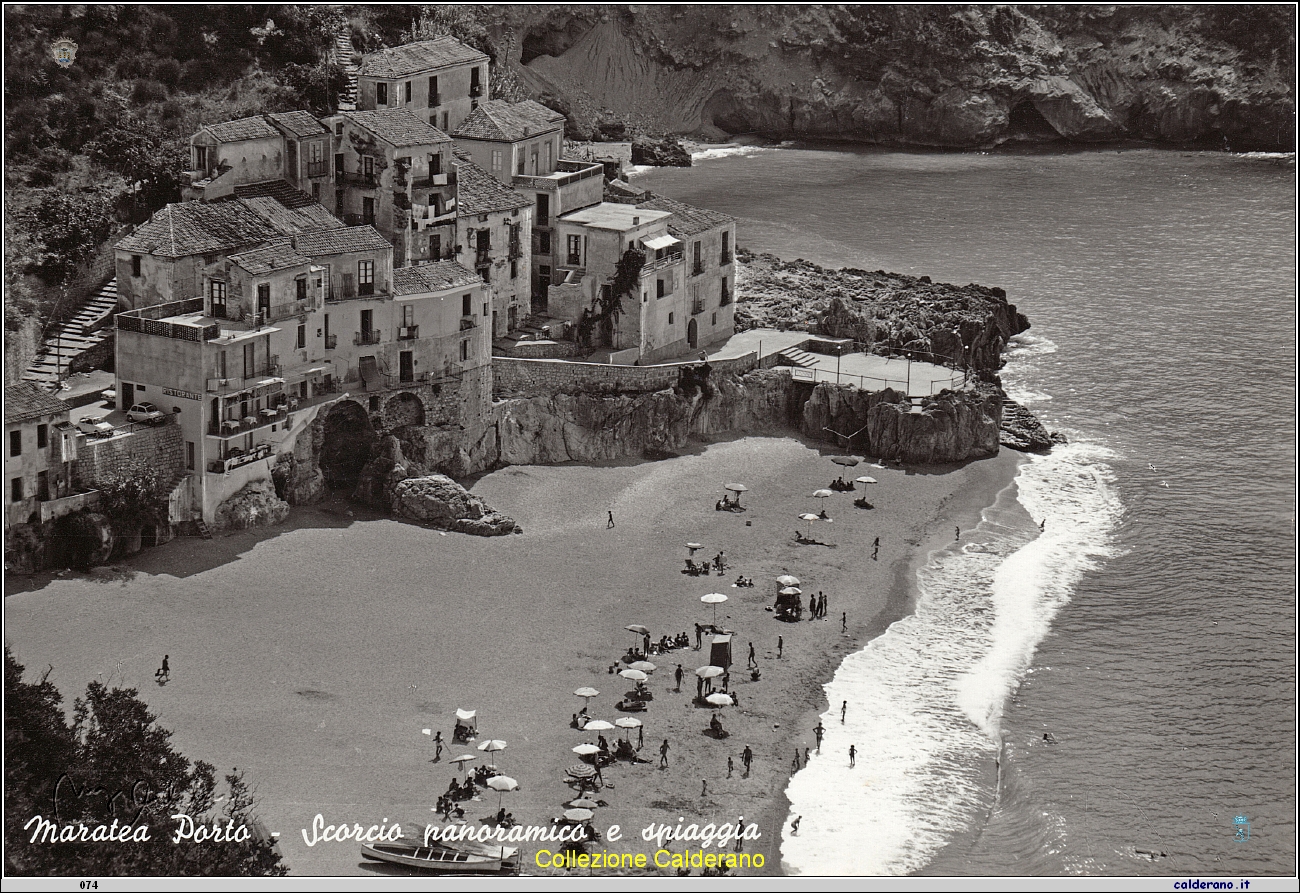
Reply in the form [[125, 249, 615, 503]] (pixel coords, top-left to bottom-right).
[[193, 518, 213, 540], [22, 279, 119, 387], [333, 31, 360, 111], [777, 346, 819, 368]]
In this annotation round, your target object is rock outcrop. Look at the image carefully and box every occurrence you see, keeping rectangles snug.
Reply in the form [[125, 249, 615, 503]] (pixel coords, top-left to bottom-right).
[[487, 5, 1294, 150], [391, 475, 522, 536], [1000, 398, 1069, 452], [213, 480, 291, 531], [630, 136, 692, 167]]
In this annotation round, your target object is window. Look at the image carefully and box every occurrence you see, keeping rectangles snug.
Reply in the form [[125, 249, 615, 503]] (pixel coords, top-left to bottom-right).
[[131, 255, 142, 277], [668, 312, 674, 325], [483, 302, 489, 317], [462, 294, 472, 317], [11, 478, 22, 502], [362, 156, 375, 182], [335, 122, 343, 136], [37, 424, 47, 449], [430, 233, 441, 259], [441, 111, 449, 131], [536, 193, 549, 226], [656, 278, 666, 299], [404, 80, 412, 103], [430, 152, 441, 175], [567, 234, 581, 266], [491, 149, 502, 173], [517, 153, 525, 175], [693, 241, 703, 275], [510, 259, 518, 279], [296, 278, 307, 302], [312, 181, 321, 202], [258, 283, 271, 317], [402, 304, 414, 327], [335, 187, 344, 213], [712, 312, 717, 326], [428, 75, 438, 103], [362, 197, 375, 224], [543, 140, 552, 172], [538, 231, 551, 254], [218, 350, 227, 379], [243, 343, 255, 379], [296, 324, 306, 350], [376, 82, 388, 105], [37, 470, 48, 501], [210, 280, 227, 318], [186, 441, 195, 471], [721, 276, 732, 306], [9, 430, 21, 457], [480, 267, 490, 284], [358, 260, 375, 296], [460, 340, 470, 361], [722, 229, 732, 262]]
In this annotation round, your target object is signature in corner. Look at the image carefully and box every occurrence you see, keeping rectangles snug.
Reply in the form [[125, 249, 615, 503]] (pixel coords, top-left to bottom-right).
[[53, 772, 181, 822]]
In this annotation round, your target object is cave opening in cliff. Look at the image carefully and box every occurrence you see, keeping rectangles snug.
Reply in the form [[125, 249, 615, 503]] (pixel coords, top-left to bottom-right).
[[1008, 100, 1061, 138], [320, 400, 378, 496]]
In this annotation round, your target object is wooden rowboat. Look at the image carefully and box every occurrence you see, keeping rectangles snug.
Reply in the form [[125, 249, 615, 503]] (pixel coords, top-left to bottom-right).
[[361, 840, 519, 873]]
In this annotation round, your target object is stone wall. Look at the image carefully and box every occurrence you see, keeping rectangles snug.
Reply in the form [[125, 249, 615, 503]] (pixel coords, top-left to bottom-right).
[[76, 420, 184, 487], [500, 339, 583, 359], [492, 352, 758, 398]]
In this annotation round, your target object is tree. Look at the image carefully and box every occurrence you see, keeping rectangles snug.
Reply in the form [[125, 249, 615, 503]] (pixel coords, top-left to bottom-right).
[[4, 647, 286, 876], [282, 61, 348, 117], [23, 190, 118, 286], [92, 457, 172, 533], [578, 247, 645, 346]]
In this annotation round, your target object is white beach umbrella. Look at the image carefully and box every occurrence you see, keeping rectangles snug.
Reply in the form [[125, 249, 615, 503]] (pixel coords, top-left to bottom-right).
[[619, 668, 648, 682], [628, 661, 656, 673], [572, 743, 601, 756], [856, 476, 878, 484], [776, 574, 800, 587], [574, 687, 599, 708], [701, 592, 728, 624], [614, 717, 643, 729], [582, 719, 615, 732], [695, 665, 724, 679], [486, 774, 518, 809], [813, 489, 834, 499], [706, 693, 734, 707], [477, 739, 508, 768]]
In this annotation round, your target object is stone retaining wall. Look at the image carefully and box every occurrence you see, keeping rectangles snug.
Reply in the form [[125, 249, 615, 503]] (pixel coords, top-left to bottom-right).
[[77, 421, 184, 486], [492, 352, 758, 397]]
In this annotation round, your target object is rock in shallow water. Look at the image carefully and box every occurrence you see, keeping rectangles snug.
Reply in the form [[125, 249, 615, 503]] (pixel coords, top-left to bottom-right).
[[1000, 399, 1067, 452]]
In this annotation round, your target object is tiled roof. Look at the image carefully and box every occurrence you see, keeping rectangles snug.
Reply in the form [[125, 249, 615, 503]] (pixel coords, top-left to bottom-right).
[[115, 201, 283, 258], [292, 226, 391, 257], [266, 110, 329, 138], [228, 242, 311, 275], [233, 180, 319, 210], [5, 382, 69, 425], [359, 37, 489, 79], [203, 115, 281, 143], [346, 109, 450, 147], [453, 152, 531, 216], [637, 192, 734, 237], [236, 195, 345, 235], [451, 99, 565, 142], [393, 261, 481, 296]]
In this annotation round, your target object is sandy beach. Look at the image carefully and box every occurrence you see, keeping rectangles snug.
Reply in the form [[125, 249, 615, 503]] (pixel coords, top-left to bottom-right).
[[5, 434, 1019, 877]]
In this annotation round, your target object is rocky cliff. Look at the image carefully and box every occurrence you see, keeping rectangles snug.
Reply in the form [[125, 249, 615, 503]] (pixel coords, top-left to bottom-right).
[[472, 5, 1293, 150]]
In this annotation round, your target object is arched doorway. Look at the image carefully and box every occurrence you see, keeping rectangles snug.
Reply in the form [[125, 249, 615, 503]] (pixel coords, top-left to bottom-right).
[[384, 392, 425, 429], [687, 317, 698, 349], [319, 400, 377, 494]]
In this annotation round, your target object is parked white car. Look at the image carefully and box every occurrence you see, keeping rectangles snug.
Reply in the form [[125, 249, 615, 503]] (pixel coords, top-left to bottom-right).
[[77, 417, 115, 438], [126, 402, 165, 425]]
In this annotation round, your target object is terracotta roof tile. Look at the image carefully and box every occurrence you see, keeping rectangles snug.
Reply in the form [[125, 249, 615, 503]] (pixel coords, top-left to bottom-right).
[[5, 382, 70, 425], [451, 99, 565, 142], [228, 242, 312, 275], [265, 110, 329, 138], [291, 226, 391, 256], [115, 202, 283, 258], [203, 115, 281, 143], [453, 152, 531, 216], [393, 261, 482, 295], [346, 109, 450, 147], [359, 37, 489, 79], [637, 192, 734, 237]]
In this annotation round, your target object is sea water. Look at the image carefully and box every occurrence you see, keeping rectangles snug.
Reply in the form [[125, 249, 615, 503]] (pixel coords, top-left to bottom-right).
[[635, 145, 1296, 876]]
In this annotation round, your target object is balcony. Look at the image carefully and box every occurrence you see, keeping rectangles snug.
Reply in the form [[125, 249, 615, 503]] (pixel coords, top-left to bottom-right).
[[207, 442, 273, 475], [267, 299, 313, 323], [691, 298, 706, 315], [470, 83, 483, 97], [459, 317, 477, 331], [511, 160, 605, 192], [411, 171, 453, 190], [339, 170, 379, 187], [475, 247, 492, 269], [325, 334, 338, 349], [206, 363, 283, 395], [692, 261, 705, 277], [209, 405, 286, 437], [117, 298, 220, 342], [397, 325, 419, 340], [355, 330, 382, 346], [642, 249, 684, 274], [306, 160, 329, 178]]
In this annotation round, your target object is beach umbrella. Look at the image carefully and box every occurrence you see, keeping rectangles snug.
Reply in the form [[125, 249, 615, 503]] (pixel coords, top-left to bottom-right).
[[706, 693, 734, 707], [686, 542, 703, 555], [486, 774, 518, 809], [629, 661, 656, 674], [564, 808, 594, 823], [831, 455, 861, 467], [813, 489, 833, 499], [625, 624, 650, 635], [566, 764, 596, 779], [619, 668, 648, 682], [449, 754, 476, 773], [856, 476, 878, 484], [615, 717, 642, 729], [701, 592, 728, 624], [780, 586, 802, 596], [569, 798, 599, 809], [477, 739, 507, 768], [574, 687, 599, 708], [777, 574, 800, 587], [582, 719, 615, 732], [572, 744, 601, 757], [723, 482, 748, 505], [695, 665, 724, 679]]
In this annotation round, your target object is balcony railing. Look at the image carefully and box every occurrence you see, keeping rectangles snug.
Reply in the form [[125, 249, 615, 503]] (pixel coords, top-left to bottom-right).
[[460, 317, 477, 331], [325, 334, 338, 349], [511, 160, 604, 191], [209, 405, 286, 437], [411, 171, 453, 190], [206, 363, 283, 394], [566, 253, 581, 266], [267, 299, 313, 322], [397, 325, 419, 340], [306, 160, 329, 178], [207, 442, 273, 475], [470, 83, 483, 97], [475, 247, 492, 268], [116, 298, 219, 342], [355, 330, 382, 346], [692, 261, 705, 276], [692, 298, 706, 315], [643, 250, 684, 274], [339, 170, 379, 187]]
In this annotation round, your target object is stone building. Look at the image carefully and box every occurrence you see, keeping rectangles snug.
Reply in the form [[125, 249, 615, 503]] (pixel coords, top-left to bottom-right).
[[451, 151, 533, 338], [324, 108, 456, 267], [357, 36, 490, 134], [3, 383, 90, 532]]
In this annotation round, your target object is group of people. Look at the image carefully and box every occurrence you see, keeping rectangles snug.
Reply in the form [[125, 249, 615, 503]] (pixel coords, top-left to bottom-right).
[[733, 575, 755, 587], [709, 712, 728, 738], [808, 591, 830, 620], [714, 495, 742, 512], [828, 476, 856, 492]]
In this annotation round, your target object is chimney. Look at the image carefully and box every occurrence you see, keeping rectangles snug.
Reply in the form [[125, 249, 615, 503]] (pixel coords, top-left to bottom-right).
[[633, 216, 640, 225]]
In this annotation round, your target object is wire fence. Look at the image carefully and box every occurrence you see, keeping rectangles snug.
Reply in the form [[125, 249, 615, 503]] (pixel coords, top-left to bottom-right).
[[787, 365, 965, 397]]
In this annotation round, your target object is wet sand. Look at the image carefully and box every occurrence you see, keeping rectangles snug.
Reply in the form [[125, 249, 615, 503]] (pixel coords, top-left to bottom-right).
[[5, 435, 1018, 877]]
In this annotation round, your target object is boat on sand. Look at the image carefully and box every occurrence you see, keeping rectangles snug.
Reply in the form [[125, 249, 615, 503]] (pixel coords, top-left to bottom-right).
[[361, 840, 520, 873]]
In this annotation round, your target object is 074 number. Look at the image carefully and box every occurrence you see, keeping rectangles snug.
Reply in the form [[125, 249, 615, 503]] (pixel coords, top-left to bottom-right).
[[80, 883, 99, 890]]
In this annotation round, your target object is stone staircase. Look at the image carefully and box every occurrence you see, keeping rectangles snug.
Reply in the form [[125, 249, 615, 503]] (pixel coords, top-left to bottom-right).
[[333, 32, 360, 111], [22, 279, 119, 387], [777, 346, 819, 368]]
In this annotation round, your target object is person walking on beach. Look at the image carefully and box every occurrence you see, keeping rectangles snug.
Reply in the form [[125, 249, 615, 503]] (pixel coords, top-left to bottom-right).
[[701, 779, 708, 797], [790, 816, 801, 835], [841, 701, 847, 723], [727, 756, 734, 778], [637, 725, 645, 750], [607, 510, 616, 529], [675, 664, 684, 691], [433, 730, 444, 762], [793, 748, 801, 770], [872, 536, 880, 560], [731, 690, 740, 708], [842, 612, 847, 633], [742, 745, 754, 776], [777, 635, 783, 659], [155, 655, 170, 684], [594, 761, 605, 789], [955, 525, 960, 541], [697, 676, 705, 699], [804, 746, 810, 766], [660, 739, 670, 768], [1039, 519, 1046, 531], [849, 744, 857, 768], [747, 642, 756, 669], [695, 624, 704, 650], [814, 721, 825, 753]]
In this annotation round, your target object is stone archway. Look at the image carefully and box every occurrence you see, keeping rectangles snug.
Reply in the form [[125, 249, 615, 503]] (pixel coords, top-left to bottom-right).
[[385, 391, 425, 429], [687, 317, 699, 349], [319, 400, 378, 494]]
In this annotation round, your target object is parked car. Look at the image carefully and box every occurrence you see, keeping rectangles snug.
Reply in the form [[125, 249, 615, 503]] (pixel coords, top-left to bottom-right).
[[126, 402, 165, 425], [100, 388, 116, 406], [77, 417, 115, 438]]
